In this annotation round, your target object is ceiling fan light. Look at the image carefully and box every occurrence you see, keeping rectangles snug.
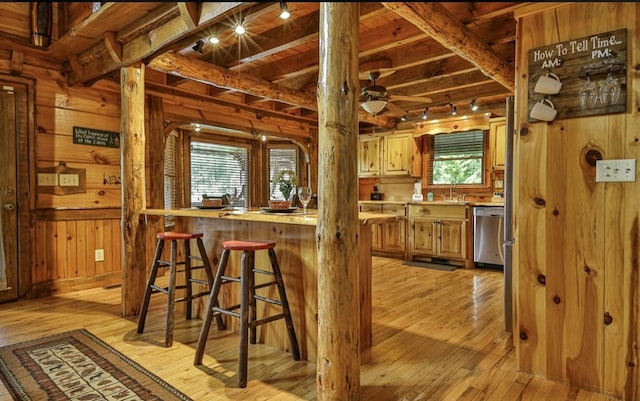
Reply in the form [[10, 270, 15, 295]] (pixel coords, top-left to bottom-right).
[[361, 99, 387, 115]]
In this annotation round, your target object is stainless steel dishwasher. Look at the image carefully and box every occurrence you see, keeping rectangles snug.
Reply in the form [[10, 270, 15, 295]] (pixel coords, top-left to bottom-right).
[[473, 206, 504, 268]]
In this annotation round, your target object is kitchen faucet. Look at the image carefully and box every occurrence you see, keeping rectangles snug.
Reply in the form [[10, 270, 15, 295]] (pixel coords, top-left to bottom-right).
[[449, 182, 456, 201]]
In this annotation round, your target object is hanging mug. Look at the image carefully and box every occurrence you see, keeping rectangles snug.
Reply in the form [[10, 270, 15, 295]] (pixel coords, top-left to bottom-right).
[[529, 98, 557, 122], [534, 72, 562, 95]]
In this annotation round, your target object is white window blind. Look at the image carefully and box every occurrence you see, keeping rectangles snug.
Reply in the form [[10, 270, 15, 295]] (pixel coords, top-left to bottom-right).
[[268, 147, 298, 200], [163, 131, 178, 227], [190, 141, 249, 207], [430, 130, 485, 185]]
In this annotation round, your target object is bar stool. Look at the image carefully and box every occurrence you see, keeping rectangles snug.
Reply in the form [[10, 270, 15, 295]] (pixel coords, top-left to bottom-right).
[[137, 231, 224, 347], [194, 239, 301, 388]]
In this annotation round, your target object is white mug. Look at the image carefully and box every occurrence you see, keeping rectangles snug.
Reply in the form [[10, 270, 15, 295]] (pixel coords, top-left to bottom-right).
[[529, 98, 557, 121], [534, 72, 562, 95]]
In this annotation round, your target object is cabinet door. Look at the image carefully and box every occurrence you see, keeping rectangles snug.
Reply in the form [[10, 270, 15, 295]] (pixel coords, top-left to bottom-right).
[[437, 219, 466, 259], [360, 204, 383, 250], [490, 119, 506, 170], [411, 219, 436, 254], [381, 204, 406, 252], [383, 134, 411, 176], [358, 136, 381, 176]]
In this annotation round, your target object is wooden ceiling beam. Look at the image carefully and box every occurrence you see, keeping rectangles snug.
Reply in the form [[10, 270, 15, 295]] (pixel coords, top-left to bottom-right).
[[148, 51, 397, 128], [381, 2, 515, 92], [67, 2, 245, 86]]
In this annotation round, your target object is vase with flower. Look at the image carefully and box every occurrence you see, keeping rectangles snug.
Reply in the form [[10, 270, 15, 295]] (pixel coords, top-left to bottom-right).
[[270, 169, 298, 209]]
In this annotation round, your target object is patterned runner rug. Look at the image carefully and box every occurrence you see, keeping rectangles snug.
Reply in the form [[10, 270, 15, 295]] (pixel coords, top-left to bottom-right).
[[0, 329, 192, 401]]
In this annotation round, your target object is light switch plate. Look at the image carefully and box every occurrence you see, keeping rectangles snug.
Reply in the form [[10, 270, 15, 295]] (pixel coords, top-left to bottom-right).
[[595, 159, 636, 182]]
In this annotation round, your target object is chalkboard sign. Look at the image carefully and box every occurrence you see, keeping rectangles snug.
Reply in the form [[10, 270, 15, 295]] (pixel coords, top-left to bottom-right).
[[73, 126, 120, 148], [527, 29, 627, 122]]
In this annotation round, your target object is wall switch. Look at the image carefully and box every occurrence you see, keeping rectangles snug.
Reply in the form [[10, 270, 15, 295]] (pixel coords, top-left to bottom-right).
[[95, 249, 104, 262], [595, 159, 636, 182]]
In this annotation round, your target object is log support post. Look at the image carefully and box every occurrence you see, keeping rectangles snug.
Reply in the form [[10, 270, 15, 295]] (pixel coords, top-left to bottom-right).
[[316, 3, 361, 401], [121, 63, 147, 317]]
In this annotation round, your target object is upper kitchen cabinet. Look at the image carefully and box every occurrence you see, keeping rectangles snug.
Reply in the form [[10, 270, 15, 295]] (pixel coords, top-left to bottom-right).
[[489, 117, 506, 170], [358, 131, 422, 177]]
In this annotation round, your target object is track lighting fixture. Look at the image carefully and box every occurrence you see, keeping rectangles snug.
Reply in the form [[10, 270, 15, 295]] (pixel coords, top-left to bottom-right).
[[450, 104, 457, 115], [191, 40, 204, 55], [193, 123, 201, 132], [279, 2, 291, 20], [470, 99, 479, 111], [400, 115, 407, 122], [422, 108, 428, 120]]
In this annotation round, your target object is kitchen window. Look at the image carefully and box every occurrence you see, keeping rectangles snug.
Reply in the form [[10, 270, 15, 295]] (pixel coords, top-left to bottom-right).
[[429, 130, 485, 185], [268, 146, 298, 200], [163, 131, 178, 226], [190, 141, 250, 207]]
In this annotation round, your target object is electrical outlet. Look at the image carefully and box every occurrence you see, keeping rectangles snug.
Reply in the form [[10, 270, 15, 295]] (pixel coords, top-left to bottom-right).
[[95, 249, 104, 262], [59, 174, 79, 186], [595, 159, 636, 182], [37, 173, 58, 186]]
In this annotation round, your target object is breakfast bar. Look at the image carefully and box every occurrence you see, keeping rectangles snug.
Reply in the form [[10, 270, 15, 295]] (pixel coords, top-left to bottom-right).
[[142, 207, 398, 362]]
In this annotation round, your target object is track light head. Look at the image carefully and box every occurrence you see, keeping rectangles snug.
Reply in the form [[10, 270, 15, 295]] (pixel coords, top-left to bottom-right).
[[192, 40, 204, 55], [279, 2, 291, 19]]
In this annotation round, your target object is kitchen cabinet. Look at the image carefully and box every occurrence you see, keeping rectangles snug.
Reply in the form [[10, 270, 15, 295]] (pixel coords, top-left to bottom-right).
[[358, 131, 421, 177], [359, 203, 406, 259], [358, 136, 382, 176], [408, 203, 472, 268], [489, 117, 506, 170]]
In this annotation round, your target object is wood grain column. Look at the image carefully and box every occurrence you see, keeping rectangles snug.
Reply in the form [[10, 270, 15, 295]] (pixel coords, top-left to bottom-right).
[[120, 62, 147, 317], [316, 3, 361, 401]]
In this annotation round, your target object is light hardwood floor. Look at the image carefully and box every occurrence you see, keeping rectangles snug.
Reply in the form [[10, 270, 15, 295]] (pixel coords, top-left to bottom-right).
[[0, 256, 621, 401]]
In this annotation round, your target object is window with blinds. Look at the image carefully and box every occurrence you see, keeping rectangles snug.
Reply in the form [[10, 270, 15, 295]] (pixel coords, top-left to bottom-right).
[[163, 131, 178, 227], [190, 141, 250, 207], [268, 146, 298, 200], [429, 130, 485, 185]]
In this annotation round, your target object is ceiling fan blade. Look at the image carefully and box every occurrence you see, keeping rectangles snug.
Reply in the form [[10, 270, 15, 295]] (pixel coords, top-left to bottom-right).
[[385, 101, 406, 116], [390, 95, 433, 103]]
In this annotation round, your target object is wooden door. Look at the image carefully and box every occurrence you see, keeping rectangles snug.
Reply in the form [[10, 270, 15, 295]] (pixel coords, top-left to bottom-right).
[[0, 87, 18, 302]]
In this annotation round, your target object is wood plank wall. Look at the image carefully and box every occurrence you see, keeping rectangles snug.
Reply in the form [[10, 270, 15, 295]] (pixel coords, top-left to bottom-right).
[[514, 3, 640, 399]]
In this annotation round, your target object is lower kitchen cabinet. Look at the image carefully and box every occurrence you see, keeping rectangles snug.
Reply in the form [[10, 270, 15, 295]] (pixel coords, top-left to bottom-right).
[[408, 203, 473, 268], [360, 203, 407, 259]]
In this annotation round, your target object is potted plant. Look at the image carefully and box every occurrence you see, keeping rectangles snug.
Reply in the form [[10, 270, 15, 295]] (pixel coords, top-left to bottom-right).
[[270, 169, 298, 209]]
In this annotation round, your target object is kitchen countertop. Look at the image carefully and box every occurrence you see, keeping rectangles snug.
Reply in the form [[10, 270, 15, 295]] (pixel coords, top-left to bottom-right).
[[142, 207, 402, 226], [359, 200, 504, 207]]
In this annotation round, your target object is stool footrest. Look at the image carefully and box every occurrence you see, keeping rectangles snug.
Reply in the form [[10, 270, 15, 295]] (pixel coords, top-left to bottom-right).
[[221, 275, 241, 283], [252, 268, 274, 276], [253, 281, 277, 291], [253, 294, 282, 306], [212, 306, 241, 319], [248, 313, 286, 328]]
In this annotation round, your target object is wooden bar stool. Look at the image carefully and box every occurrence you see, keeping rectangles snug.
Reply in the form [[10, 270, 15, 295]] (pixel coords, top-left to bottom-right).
[[194, 239, 301, 388], [137, 231, 224, 347]]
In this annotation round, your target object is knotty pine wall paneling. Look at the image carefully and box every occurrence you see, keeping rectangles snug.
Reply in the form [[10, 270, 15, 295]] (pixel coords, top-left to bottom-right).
[[514, 3, 639, 399]]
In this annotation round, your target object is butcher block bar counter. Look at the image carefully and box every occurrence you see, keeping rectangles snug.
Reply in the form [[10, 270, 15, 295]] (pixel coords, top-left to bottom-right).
[[142, 208, 399, 362]]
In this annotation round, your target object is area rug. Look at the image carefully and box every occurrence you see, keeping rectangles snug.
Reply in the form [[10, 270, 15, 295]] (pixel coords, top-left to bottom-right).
[[402, 261, 458, 271], [0, 329, 192, 401]]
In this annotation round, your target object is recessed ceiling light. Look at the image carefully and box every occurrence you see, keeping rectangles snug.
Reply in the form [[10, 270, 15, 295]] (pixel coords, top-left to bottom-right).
[[209, 36, 220, 44], [234, 22, 246, 35]]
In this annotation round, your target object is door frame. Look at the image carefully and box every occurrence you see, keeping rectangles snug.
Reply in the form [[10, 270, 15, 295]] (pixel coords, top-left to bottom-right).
[[0, 74, 35, 302]]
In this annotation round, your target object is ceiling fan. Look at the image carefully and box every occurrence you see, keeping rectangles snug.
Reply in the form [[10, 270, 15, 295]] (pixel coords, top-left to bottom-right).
[[359, 71, 432, 117]]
